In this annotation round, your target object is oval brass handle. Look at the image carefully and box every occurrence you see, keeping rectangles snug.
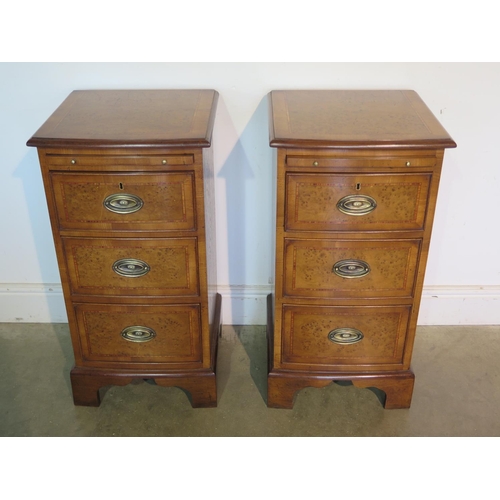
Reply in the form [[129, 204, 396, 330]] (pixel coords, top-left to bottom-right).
[[328, 327, 364, 345], [112, 258, 150, 278], [333, 259, 370, 278], [121, 326, 156, 343], [337, 194, 377, 216], [103, 193, 144, 214]]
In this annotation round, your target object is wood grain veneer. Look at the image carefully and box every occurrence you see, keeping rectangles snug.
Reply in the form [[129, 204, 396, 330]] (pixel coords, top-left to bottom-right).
[[28, 90, 220, 407], [268, 90, 456, 409]]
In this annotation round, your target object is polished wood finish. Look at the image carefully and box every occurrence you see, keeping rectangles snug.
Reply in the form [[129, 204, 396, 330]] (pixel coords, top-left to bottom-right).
[[269, 90, 456, 149], [283, 238, 420, 299], [70, 367, 218, 408], [28, 90, 220, 407], [27, 90, 218, 148], [50, 171, 196, 231], [268, 90, 456, 409], [267, 370, 415, 410], [285, 172, 431, 231], [75, 304, 202, 364], [63, 237, 200, 297], [281, 305, 410, 368]]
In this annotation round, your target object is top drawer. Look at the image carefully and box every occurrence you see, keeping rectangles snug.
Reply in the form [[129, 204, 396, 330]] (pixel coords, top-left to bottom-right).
[[45, 153, 194, 170], [285, 172, 431, 232], [286, 155, 437, 169], [50, 171, 196, 231]]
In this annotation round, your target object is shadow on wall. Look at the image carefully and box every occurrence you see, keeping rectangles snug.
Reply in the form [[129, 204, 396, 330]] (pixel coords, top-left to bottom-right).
[[13, 93, 276, 327], [13, 148, 67, 323], [217, 95, 275, 326]]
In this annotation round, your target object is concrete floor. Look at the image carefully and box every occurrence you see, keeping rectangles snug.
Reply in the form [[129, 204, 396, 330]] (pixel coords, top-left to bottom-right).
[[1, 323, 499, 436]]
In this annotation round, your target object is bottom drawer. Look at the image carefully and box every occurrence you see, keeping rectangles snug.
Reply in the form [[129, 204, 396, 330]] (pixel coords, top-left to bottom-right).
[[282, 304, 410, 369], [75, 303, 202, 363]]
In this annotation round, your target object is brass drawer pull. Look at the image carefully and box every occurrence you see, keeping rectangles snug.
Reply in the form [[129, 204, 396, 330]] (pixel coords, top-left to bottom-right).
[[328, 327, 364, 345], [337, 194, 377, 216], [104, 193, 144, 214], [112, 258, 150, 278], [121, 326, 156, 343], [333, 259, 370, 278]]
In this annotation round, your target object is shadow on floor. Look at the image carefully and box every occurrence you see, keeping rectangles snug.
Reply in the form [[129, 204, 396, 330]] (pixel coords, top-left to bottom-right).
[[2, 323, 500, 436]]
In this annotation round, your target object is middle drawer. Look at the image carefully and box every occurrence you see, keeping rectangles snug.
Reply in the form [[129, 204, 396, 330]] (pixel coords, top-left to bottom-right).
[[62, 237, 200, 297], [283, 238, 420, 299]]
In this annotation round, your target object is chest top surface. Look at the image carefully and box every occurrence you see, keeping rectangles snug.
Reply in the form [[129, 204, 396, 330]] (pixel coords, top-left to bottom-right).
[[27, 89, 219, 149], [269, 90, 456, 150]]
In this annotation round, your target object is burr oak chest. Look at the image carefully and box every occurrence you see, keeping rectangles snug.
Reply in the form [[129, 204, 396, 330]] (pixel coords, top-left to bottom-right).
[[267, 90, 456, 409], [27, 89, 221, 407]]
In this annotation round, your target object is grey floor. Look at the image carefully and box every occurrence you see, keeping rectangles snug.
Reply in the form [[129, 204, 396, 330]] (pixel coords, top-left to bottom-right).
[[1, 323, 499, 436]]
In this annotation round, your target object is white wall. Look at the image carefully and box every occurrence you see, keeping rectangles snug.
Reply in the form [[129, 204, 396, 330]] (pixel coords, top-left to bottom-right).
[[1, 63, 499, 325]]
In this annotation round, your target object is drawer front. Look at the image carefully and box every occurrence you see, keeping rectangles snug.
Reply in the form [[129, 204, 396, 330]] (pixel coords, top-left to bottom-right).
[[286, 155, 437, 169], [46, 153, 194, 169], [285, 173, 431, 231], [284, 238, 420, 298], [63, 237, 199, 296], [75, 304, 202, 363], [282, 305, 410, 368], [51, 172, 196, 231]]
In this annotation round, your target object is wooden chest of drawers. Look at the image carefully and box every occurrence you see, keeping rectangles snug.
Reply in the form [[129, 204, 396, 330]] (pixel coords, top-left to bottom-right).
[[267, 90, 456, 409], [27, 89, 221, 407]]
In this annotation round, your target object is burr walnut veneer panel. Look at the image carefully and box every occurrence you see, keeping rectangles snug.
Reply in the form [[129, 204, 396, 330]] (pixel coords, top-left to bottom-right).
[[268, 90, 456, 409], [75, 304, 202, 364], [281, 305, 410, 368], [285, 173, 431, 232], [28, 90, 220, 408], [283, 238, 420, 299], [51, 171, 196, 231], [62, 237, 200, 297]]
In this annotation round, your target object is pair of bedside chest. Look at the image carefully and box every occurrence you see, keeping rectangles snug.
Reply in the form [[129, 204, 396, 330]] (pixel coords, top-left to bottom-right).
[[27, 89, 456, 409]]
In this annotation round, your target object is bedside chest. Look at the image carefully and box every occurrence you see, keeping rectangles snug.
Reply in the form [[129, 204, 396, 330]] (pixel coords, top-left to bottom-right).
[[267, 90, 456, 409], [27, 89, 221, 407]]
